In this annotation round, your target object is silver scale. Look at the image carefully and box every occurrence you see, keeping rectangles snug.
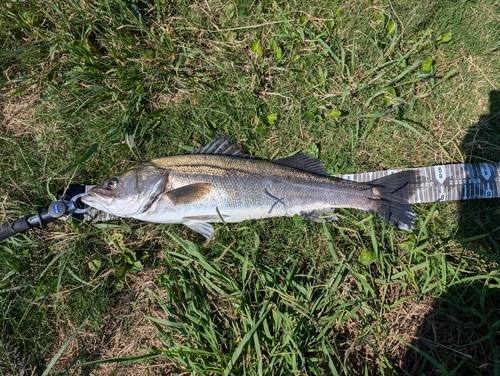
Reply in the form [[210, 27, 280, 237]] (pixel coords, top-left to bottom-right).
[[84, 163, 500, 221]]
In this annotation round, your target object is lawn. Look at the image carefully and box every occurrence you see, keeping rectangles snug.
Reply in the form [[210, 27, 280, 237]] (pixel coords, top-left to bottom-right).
[[1, 0, 499, 374]]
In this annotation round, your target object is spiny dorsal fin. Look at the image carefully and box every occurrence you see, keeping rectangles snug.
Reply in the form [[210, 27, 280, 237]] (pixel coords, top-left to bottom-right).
[[192, 135, 251, 157], [166, 183, 213, 205], [273, 153, 328, 175]]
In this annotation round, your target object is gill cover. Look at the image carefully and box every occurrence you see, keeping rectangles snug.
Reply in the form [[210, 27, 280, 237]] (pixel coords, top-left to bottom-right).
[[82, 164, 169, 217]]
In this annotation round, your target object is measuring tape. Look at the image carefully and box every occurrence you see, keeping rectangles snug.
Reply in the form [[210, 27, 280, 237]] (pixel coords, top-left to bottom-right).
[[83, 163, 500, 222], [338, 163, 499, 204]]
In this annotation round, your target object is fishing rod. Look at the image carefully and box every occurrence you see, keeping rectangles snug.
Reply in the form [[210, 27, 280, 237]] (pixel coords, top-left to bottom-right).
[[0, 187, 90, 241]]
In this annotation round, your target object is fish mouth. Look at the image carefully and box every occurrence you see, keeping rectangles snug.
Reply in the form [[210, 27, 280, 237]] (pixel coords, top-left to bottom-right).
[[80, 191, 113, 208], [80, 193, 123, 218], [79, 192, 98, 207]]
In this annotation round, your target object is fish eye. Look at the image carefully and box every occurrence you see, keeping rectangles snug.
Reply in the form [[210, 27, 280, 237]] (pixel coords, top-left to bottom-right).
[[105, 178, 118, 190]]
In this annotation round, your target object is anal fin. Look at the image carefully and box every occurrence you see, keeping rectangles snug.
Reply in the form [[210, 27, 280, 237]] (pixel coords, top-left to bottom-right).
[[300, 208, 338, 223]]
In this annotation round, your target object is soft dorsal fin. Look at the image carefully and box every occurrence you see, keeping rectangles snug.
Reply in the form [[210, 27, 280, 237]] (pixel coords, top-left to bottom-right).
[[273, 153, 328, 175], [192, 135, 251, 157]]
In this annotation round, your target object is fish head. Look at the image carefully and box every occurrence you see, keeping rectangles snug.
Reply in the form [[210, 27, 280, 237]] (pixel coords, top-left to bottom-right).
[[81, 164, 169, 217]]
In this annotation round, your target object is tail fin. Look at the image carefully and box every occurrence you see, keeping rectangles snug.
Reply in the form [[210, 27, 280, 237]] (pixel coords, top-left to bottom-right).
[[366, 170, 418, 231]]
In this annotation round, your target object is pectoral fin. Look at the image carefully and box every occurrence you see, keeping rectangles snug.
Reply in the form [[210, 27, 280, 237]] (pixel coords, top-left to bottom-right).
[[166, 183, 213, 205], [183, 220, 215, 238]]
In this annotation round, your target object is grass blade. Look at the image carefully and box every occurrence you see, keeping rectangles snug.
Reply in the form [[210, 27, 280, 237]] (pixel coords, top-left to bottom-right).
[[42, 318, 88, 376], [223, 306, 271, 376]]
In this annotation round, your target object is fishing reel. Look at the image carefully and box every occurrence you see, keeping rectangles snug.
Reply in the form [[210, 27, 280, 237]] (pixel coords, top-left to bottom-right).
[[0, 185, 91, 241]]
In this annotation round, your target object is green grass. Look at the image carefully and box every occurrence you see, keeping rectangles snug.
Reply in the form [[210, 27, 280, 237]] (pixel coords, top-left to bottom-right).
[[1, 0, 500, 374]]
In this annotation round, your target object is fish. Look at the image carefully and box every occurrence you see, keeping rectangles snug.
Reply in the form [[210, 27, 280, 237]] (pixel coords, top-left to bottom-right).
[[81, 136, 419, 238]]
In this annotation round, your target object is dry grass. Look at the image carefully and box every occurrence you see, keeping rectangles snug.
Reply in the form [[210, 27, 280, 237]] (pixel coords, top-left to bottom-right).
[[0, 87, 40, 137], [49, 268, 177, 375]]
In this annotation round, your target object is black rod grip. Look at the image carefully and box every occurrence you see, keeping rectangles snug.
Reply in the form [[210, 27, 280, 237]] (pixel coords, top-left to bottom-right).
[[0, 217, 32, 241]]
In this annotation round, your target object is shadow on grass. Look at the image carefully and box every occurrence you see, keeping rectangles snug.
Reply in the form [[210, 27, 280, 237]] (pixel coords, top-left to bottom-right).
[[401, 91, 500, 374], [402, 279, 500, 375], [457, 90, 500, 238]]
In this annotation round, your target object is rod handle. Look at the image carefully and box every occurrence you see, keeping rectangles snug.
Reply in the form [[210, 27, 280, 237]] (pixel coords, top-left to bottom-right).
[[0, 217, 32, 241]]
